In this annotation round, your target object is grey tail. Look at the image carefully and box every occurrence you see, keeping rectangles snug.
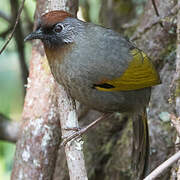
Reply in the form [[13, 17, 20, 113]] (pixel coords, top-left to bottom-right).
[[132, 108, 149, 180]]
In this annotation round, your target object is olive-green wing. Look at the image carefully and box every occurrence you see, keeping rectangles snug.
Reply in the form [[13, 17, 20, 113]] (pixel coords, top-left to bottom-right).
[[93, 48, 160, 91]]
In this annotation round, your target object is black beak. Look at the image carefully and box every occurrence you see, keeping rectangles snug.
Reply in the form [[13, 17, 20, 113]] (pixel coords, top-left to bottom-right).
[[24, 29, 43, 42]]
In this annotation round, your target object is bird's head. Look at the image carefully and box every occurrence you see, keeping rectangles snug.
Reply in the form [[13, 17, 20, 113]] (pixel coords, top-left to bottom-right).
[[25, 10, 81, 48]]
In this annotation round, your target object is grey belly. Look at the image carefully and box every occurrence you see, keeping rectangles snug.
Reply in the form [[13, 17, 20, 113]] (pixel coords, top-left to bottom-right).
[[52, 61, 151, 113], [63, 76, 151, 113]]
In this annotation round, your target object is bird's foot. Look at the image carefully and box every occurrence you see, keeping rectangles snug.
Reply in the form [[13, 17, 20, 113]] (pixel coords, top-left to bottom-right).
[[61, 127, 84, 147], [61, 113, 113, 146], [63, 127, 81, 132]]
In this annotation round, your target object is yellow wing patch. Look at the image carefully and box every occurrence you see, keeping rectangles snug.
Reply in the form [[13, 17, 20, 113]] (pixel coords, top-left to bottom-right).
[[95, 48, 161, 91]]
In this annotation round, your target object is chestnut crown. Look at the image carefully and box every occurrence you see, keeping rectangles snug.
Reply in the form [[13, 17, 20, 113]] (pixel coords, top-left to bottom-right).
[[25, 10, 83, 48]]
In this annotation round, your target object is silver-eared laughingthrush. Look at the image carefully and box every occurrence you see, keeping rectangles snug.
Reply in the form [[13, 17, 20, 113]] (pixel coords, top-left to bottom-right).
[[25, 10, 160, 179]]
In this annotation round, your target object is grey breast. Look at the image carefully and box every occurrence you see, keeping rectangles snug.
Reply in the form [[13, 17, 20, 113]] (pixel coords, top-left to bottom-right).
[[57, 22, 151, 112]]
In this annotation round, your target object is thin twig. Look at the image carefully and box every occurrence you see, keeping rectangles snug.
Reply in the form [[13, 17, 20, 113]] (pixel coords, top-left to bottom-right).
[[144, 151, 180, 180], [152, 0, 164, 28], [151, 0, 160, 16], [151, 0, 164, 28], [0, 0, 25, 55]]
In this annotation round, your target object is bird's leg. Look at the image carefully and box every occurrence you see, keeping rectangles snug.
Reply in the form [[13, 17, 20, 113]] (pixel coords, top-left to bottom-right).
[[61, 113, 113, 146], [63, 127, 81, 131]]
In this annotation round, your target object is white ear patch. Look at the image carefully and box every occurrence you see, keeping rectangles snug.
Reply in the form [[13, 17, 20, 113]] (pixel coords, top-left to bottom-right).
[[61, 24, 76, 44]]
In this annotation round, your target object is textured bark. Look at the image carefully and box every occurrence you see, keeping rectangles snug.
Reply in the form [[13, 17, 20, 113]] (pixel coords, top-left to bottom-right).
[[175, 0, 180, 134], [56, 87, 88, 180], [47, 1, 88, 179], [11, 39, 61, 179], [171, 0, 180, 179]]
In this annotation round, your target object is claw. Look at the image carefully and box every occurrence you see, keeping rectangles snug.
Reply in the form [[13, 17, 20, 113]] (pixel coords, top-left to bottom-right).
[[60, 113, 113, 147], [63, 127, 81, 131]]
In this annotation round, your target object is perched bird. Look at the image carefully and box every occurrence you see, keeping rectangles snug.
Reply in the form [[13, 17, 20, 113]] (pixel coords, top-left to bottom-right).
[[25, 10, 160, 179]]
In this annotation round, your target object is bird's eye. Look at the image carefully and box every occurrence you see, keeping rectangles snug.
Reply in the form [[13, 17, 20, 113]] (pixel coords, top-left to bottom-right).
[[54, 24, 63, 33]]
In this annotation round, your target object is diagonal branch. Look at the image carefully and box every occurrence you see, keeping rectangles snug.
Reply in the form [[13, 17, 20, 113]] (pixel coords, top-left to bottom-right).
[[144, 151, 180, 180], [151, 0, 164, 28]]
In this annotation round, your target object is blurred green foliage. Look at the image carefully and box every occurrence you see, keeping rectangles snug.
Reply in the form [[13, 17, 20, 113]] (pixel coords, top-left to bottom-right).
[[87, 0, 101, 24], [79, 0, 101, 24], [0, 142, 15, 179]]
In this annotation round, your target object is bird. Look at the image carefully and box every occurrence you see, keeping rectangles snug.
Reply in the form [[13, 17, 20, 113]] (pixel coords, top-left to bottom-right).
[[25, 10, 160, 179]]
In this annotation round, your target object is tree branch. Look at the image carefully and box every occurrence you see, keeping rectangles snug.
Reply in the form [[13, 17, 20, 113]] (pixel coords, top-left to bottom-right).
[[11, 0, 62, 177], [11, 42, 61, 180], [56, 85, 88, 180], [48, 0, 88, 179], [11, 0, 87, 180], [144, 151, 180, 180], [151, 0, 164, 28]]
